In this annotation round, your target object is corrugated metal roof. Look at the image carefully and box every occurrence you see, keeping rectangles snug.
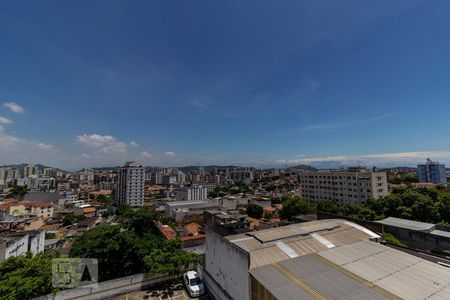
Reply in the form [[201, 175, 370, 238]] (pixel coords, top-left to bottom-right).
[[226, 219, 377, 269], [429, 285, 450, 300], [319, 240, 450, 300], [376, 217, 435, 232], [250, 265, 315, 300], [251, 254, 388, 300]]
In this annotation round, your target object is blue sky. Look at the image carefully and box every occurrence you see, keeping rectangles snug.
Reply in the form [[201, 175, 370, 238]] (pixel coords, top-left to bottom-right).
[[1, 0, 450, 169]]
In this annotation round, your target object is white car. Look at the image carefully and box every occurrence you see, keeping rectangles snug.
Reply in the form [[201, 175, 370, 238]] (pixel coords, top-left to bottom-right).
[[183, 271, 205, 297]]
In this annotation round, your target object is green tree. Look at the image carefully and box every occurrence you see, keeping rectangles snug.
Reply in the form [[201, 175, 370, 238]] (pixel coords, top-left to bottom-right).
[[357, 208, 376, 221], [63, 212, 76, 226], [70, 225, 159, 281], [5, 186, 29, 199], [246, 204, 263, 218], [317, 200, 339, 214], [403, 173, 418, 184], [0, 253, 56, 300], [127, 209, 159, 236], [279, 197, 313, 220], [116, 203, 133, 218], [437, 194, 450, 223], [144, 240, 200, 277]]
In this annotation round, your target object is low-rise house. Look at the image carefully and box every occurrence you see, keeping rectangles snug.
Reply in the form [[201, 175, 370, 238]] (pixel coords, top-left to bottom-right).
[[181, 234, 206, 249], [0, 202, 27, 219], [159, 225, 176, 240], [0, 230, 45, 262], [18, 217, 45, 231], [82, 206, 97, 218], [184, 222, 201, 236], [23, 202, 54, 218]]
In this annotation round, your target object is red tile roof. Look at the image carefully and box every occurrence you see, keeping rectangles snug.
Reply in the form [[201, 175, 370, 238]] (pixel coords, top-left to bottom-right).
[[184, 222, 201, 235], [181, 234, 205, 242], [159, 225, 175, 240]]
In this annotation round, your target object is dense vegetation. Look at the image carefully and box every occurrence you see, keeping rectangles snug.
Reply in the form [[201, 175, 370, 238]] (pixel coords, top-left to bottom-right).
[[208, 182, 251, 197], [0, 253, 56, 300], [279, 196, 315, 220], [70, 207, 200, 281], [0, 207, 200, 299], [246, 204, 263, 218], [318, 186, 450, 226], [5, 186, 28, 199]]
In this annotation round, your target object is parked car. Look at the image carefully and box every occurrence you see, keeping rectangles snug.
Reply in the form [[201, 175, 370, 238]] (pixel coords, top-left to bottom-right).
[[183, 270, 205, 297]]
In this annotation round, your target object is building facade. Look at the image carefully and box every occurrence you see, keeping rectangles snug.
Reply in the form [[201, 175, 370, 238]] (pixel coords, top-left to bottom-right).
[[115, 161, 145, 207], [176, 185, 208, 201], [417, 158, 447, 184], [24, 164, 38, 177], [298, 168, 388, 205]]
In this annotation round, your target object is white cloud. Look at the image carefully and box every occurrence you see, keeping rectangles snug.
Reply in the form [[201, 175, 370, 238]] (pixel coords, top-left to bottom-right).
[[141, 151, 153, 158], [164, 151, 175, 157], [300, 113, 394, 132], [36, 143, 54, 150], [274, 151, 450, 166], [0, 117, 12, 125], [0, 132, 22, 149], [3, 102, 24, 113], [130, 141, 139, 147], [77, 134, 127, 153], [80, 153, 92, 159], [0, 125, 3, 132]]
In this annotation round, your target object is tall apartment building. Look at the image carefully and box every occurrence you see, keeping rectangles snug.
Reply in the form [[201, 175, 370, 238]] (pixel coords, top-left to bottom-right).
[[298, 168, 388, 205], [230, 170, 254, 183], [417, 158, 447, 184], [43, 168, 57, 178], [115, 161, 145, 207], [24, 164, 38, 177], [176, 185, 208, 201], [0, 167, 19, 184]]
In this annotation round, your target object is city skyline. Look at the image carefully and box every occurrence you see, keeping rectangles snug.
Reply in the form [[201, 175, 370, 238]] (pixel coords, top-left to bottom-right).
[[2, 1, 450, 169]]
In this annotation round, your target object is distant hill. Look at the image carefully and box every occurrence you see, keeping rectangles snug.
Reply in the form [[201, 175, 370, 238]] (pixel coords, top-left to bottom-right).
[[286, 164, 317, 171], [0, 163, 66, 173], [178, 165, 240, 172]]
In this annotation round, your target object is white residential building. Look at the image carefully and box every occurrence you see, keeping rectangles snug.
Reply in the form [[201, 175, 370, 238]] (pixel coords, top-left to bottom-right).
[[0, 167, 19, 185], [176, 185, 208, 201], [0, 231, 45, 262], [115, 161, 145, 207], [25, 175, 56, 191], [299, 168, 388, 205], [43, 168, 58, 178], [24, 164, 38, 177]]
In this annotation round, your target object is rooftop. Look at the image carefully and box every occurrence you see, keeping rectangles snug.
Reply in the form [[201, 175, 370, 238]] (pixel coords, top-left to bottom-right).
[[226, 219, 380, 269], [250, 239, 450, 299], [376, 217, 435, 232]]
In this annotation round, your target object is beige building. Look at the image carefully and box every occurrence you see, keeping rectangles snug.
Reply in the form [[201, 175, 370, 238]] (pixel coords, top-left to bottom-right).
[[24, 202, 54, 218], [298, 168, 388, 204]]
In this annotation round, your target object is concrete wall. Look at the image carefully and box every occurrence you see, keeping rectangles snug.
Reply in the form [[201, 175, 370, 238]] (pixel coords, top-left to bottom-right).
[[35, 273, 182, 300], [205, 228, 250, 300], [383, 225, 450, 251]]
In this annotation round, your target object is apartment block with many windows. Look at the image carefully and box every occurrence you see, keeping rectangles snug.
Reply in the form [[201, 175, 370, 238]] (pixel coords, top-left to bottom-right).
[[115, 161, 145, 207], [298, 168, 388, 205]]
